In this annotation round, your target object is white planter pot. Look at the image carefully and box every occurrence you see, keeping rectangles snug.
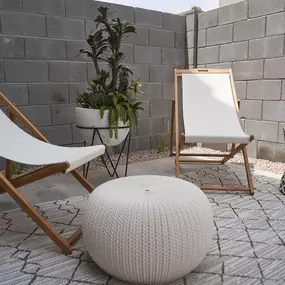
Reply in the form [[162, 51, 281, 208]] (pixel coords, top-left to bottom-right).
[[75, 107, 129, 147]]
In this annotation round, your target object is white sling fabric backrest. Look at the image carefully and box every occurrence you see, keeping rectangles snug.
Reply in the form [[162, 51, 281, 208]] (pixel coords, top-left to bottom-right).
[[182, 73, 250, 143], [0, 110, 105, 172]]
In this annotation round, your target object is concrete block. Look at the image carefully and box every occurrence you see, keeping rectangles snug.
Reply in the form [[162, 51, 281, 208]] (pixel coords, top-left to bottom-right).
[[150, 117, 164, 134], [51, 104, 76, 125], [66, 41, 90, 62], [86, 61, 110, 82], [278, 123, 285, 143], [150, 133, 170, 150], [0, 36, 24, 59], [218, 1, 248, 25], [234, 17, 266, 41], [122, 26, 149, 46], [263, 101, 285, 122], [245, 119, 278, 142], [187, 31, 194, 48], [72, 124, 84, 144], [47, 17, 85, 40], [138, 101, 150, 118], [39, 125, 73, 145], [163, 13, 185, 32], [5, 60, 48, 83], [134, 46, 161, 64], [0, 84, 28, 106], [249, 35, 284, 59], [264, 58, 285, 79], [257, 141, 285, 162], [246, 140, 257, 158], [28, 84, 69, 105], [0, 158, 5, 171], [162, 83, 174, 99], [257, 141, 275, 161], [186, 12, 195, 31], [234, 81, 247, 100], [127, 64, 149, 82], [23, 0, 64, 16], [282, 80, 285, 100], [198, 9, 218, 30], [150, 65, 174, 83], [106, 2, 135, 24], [150, 29, 174, 48], [162, 48, 185, 65], [206, 62, 232, 69], [49, 62, 86, 82], [136, 118, 150, 136], [267, 12, 285, 36], [85, 20, 98, 37], [69, 83, 87, 103], [249, 0, 284, 18], [121, 44, 134, 63], [188, 49, 194, 65], [25, 38, 66, 60], [198, 30, 206, 47], [232, 60, 263, 80], [175, 32, 186, 49], [131, 136, 150, 152], [65, 0, 98, 19], [141, 83, 162, 99], [220, 41, 248, 62], [207, 24, 233, 46], [0, 61, 4, 83], [0, 0, 21, 11], [150, 99, 172, 117], [197, 46, 219, 64], [19, 105, 51, 126], [135, 8, 163, 28], [1, 11, 46, 37], [273, 143, 285, 162], [247, 80, 281, 100], [240, 100, 262, 120]]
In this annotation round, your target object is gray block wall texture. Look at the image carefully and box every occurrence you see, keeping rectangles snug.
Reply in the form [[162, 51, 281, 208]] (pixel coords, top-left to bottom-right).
[[186, 0, 285, 162], [0, 0, 186, 168]]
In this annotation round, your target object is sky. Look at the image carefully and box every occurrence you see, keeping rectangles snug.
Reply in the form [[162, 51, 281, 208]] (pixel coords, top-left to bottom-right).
[[101, 0, 219, 14]]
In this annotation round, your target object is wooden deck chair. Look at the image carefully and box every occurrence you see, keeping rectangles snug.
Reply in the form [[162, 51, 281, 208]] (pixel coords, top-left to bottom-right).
[[0, 92, 105, 254], [170, 69, 254, 195]]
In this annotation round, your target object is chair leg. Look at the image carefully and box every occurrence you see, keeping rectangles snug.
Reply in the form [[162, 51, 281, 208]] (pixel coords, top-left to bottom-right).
[[71, 170, 93, 193], [175, 133, 184, 178], [170, 99, 175, 157], [242, 147, 254, 196], [0, 172, 73, 254]]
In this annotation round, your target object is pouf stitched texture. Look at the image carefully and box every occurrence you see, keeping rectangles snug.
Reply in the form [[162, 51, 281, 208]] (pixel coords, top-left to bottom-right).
[[83, 175, 213, 284]]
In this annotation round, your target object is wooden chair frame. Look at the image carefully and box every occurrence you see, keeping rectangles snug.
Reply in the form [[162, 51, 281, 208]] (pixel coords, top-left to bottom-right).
[[0, 92, 97, 254], [170, 69, 254, 195]]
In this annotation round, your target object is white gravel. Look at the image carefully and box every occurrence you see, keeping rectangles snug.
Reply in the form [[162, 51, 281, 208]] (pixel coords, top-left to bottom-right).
[[5, 146, 285, 176], [83, 146, 285, 175]]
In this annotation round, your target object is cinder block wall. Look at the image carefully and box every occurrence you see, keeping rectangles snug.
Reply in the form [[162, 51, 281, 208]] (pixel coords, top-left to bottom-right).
[[186, 0, 285, 162], [0, 0, 186, 162]]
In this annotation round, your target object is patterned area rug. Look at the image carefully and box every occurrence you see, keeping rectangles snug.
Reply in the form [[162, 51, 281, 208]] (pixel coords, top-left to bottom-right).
[[0, 165, 285, 285]]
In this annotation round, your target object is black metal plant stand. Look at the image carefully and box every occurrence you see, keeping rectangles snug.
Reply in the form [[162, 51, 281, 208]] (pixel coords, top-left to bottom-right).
[[76, 126, 131, 179]]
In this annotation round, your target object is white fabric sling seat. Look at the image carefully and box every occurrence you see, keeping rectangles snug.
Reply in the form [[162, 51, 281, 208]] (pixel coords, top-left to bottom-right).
[[182, 73, 250, 144], [0, 110, 105, 173], [0, 92, 105, 254], [170, 69, 254, 195]]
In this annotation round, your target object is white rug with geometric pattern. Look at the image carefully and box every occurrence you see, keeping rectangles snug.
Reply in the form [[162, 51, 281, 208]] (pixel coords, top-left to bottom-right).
[[0, 165, 285, 285]]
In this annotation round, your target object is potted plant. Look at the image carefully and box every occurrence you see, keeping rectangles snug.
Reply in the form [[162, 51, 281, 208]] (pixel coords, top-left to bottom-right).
[[75, 6, 143, 146]]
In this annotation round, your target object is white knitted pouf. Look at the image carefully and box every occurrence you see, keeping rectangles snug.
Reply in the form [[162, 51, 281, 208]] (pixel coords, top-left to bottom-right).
[[83, 175, 213, 284]]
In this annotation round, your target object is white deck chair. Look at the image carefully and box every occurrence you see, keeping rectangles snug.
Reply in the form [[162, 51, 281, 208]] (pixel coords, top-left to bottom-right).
[[0, 92, 105, 253], [170, 69, 254, 195]]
